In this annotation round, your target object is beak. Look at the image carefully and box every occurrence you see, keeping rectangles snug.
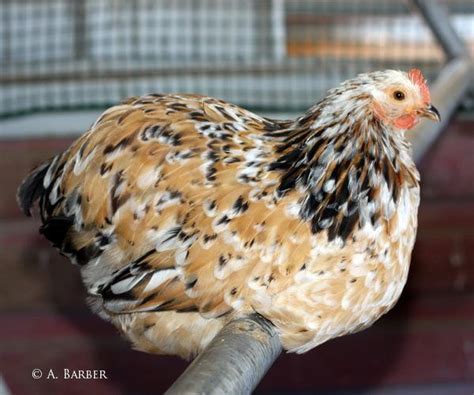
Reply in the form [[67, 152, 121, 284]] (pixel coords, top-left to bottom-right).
[[418, 104, 441, 122]]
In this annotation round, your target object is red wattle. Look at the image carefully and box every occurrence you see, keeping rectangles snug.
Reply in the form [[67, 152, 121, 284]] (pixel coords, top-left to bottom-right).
[[393, 114, 417, 130]]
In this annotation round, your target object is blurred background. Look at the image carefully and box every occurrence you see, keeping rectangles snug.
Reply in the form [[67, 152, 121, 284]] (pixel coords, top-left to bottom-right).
[[0, 1, 473, 394]]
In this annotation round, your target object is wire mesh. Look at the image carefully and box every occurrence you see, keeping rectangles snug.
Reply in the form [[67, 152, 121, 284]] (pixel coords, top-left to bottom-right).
[[0, 0, 472, 119]]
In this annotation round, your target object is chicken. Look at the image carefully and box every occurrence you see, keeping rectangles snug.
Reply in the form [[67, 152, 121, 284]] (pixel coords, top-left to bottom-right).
[[18, 69, 440, 359]]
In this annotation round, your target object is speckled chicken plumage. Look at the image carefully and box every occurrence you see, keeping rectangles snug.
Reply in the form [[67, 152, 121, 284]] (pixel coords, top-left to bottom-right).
[[19, 70, 429, 359]]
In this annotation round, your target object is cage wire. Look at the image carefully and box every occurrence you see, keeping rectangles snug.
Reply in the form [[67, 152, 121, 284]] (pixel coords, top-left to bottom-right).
[[0, 0, 473, 119]]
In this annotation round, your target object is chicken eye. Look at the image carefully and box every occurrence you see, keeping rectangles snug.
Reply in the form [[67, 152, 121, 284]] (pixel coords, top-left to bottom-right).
[[393, 90, 405, 101]]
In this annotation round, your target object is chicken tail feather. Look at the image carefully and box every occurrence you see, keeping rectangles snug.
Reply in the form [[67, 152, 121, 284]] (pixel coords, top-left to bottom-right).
[[17, 160, 51, 217]]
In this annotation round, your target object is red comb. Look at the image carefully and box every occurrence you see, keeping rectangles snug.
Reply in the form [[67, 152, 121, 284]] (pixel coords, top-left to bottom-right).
[[408, 68, 431, 104]]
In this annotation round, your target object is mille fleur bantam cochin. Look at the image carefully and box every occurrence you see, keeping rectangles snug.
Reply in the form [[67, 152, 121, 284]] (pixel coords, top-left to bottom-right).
[[18, 69, 440, 359]]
